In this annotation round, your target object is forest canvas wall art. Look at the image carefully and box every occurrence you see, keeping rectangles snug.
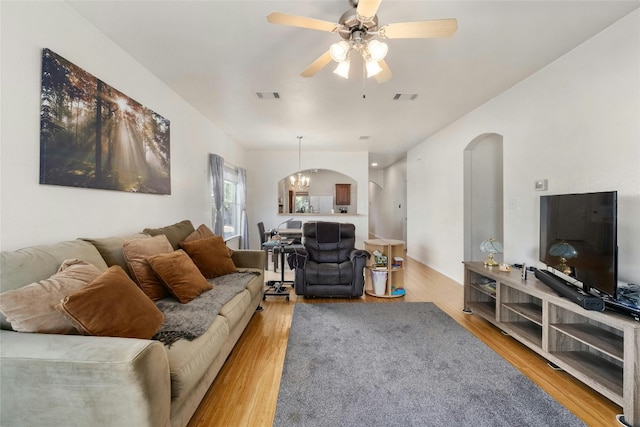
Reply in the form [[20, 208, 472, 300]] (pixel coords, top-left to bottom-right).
[[39, 48, 171, 194]]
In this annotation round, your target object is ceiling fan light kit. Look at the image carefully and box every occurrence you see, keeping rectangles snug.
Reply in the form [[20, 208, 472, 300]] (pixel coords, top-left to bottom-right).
[[367, 39, 388, 61], [330, 40, 351, 62], [365, 59, 383, 78], [333, 59, 351, 79], [266, 0, 457, 83]]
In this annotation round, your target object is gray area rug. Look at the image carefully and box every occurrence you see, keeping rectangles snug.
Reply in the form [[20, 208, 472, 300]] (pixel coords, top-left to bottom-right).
[[274, 302, 585, 426]]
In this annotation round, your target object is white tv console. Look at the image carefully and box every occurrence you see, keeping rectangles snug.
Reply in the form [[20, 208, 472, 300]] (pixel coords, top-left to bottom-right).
[[463, 261, 639, 426]]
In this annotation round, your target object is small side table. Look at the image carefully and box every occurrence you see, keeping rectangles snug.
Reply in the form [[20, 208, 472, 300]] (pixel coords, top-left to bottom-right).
[[364, 239, 405, 298], [263, 242, 305, 301]]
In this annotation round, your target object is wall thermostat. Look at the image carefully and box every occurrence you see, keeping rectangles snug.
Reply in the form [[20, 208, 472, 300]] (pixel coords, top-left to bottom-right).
[[535, 179, 548, 191]]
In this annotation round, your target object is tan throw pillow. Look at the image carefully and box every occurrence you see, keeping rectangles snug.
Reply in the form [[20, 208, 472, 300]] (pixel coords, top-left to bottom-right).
[[81, 233, 150, 272], [143, 220, 195, 250], [147, 250, 212, 303], [57, 266, 164, 339], [123, 234, 173, 301], [181, 235, 238, 279], [0, 259, 102, 334]]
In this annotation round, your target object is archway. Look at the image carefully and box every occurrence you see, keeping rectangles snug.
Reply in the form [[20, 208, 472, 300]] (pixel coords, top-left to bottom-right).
[[276, 169, 357, 214], [464, 134, 504, 263]]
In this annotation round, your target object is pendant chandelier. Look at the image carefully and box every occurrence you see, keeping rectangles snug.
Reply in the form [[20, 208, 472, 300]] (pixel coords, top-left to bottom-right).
[[290, 136, 310, 192]]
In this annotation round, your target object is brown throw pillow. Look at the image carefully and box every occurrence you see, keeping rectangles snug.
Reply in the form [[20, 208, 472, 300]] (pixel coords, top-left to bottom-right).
[[123, 234, 173, 301], [147, 250, 212, 303], [143, 220, 195, 250], [182, 224, 234, 257], [181, 235, 238, 279], [56, 266, 164, 339], [0, 259, 102, 334], [182, 224, 215, 243]]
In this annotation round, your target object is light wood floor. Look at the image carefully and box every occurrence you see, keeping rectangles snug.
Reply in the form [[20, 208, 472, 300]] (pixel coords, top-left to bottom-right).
[[187, 256, 621, 427]]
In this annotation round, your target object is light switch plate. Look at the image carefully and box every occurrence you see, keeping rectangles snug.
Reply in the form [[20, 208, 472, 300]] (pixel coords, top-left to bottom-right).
[[535, 179, 548, 191]]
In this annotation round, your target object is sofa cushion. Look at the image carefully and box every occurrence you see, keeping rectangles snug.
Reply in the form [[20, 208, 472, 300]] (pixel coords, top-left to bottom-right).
[[143, 220, 195, 250], [0, 259, 102, 334], [81, 233, 150, 273], [181, 235, 238, 279], [123, 234, 174, 301], [147, 250, 212, 303], [165, 315, 229, 400], [57, 265, 164, 339], [218, 290, 251, 330], [239, 268, 264, 301]]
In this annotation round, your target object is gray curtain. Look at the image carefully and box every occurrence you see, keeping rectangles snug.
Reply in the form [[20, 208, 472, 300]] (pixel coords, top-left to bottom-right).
[[238, 167, 249, 249], [209, 154, 224, 235]]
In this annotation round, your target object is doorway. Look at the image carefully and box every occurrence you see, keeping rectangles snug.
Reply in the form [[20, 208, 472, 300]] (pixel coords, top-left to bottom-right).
[[464, 134, 504, 263]]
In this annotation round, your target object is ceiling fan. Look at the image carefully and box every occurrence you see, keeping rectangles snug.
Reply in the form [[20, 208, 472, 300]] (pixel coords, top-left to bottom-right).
[[267, 0, 457, 83]]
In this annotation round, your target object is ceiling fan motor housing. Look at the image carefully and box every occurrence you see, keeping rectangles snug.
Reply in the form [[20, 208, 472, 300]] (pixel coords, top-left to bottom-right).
[[338, 8, 378, 41]]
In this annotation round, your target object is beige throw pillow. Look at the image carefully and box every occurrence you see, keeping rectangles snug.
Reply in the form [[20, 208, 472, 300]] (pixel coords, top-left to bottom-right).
[[0, 259, 102, 334], [123, 234, 173, 301], [57, 265, 164, 340]]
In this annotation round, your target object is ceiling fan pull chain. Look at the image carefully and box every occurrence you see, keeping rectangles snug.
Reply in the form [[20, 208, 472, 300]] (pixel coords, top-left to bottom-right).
[[362, 61, 366, 99]]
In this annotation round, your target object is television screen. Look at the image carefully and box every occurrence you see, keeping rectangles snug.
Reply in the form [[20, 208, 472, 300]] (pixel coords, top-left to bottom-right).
[[539, 191, 617, 297]]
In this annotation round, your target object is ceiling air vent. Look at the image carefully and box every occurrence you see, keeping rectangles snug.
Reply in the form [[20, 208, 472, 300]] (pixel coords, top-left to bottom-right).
[[359, 136, 370, 140], [393, 93, 418, 101], [256, 92, 280, 99]]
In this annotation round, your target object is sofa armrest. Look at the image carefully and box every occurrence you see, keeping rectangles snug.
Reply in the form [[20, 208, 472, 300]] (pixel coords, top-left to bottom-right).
[[231, 250, 264, 270], [0, 330, 170, 427]]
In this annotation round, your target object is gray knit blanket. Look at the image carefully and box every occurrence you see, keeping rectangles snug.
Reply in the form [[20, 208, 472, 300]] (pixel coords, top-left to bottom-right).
[[153, 271, 259, 346]]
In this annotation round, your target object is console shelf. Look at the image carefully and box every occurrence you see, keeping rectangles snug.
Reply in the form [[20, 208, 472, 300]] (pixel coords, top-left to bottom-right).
[[463, 261, 640, 427], [551, 323, 623, 361], [503, 302, 543, 325]]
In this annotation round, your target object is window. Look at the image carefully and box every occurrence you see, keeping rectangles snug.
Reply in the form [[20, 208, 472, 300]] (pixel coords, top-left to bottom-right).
[[222, 165, 240, 240]]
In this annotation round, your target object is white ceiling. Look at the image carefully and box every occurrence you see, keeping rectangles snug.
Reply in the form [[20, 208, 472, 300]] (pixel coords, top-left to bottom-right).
[[67, 0, 640, 168]]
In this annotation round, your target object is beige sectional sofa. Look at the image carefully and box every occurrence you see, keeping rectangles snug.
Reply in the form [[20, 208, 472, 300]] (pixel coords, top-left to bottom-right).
[[0, 220, 264, 427]]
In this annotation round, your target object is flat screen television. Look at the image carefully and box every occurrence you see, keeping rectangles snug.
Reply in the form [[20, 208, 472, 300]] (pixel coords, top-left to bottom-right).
[[539, 191, 617, 298]]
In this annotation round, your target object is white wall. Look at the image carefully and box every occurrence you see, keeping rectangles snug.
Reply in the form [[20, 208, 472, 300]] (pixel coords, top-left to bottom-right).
[[245, 150, 369, 249], [368, 158, 407, 241], [407, 10, 640, 285], [0, 1, 246, 251]]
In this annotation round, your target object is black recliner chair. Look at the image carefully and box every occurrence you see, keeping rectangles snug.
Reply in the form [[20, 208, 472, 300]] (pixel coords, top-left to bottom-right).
[[288, 222, 369, 298]]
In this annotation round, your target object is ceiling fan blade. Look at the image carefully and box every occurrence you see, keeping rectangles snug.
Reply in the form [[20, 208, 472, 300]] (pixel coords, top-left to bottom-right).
[[301, 50, 333, 77], [380, 18, 458, 39], [267, 12, 338, 33], [374, 60, 392, 83], [356, 0, 382, 20]]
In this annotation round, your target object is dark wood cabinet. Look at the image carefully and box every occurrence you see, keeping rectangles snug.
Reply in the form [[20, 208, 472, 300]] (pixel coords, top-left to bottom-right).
[[335, 184, 351, 205]]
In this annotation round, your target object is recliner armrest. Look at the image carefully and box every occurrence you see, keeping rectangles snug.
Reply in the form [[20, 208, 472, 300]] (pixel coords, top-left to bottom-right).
[[287, 250, 308, 270], [349, 249, 371, 261]]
